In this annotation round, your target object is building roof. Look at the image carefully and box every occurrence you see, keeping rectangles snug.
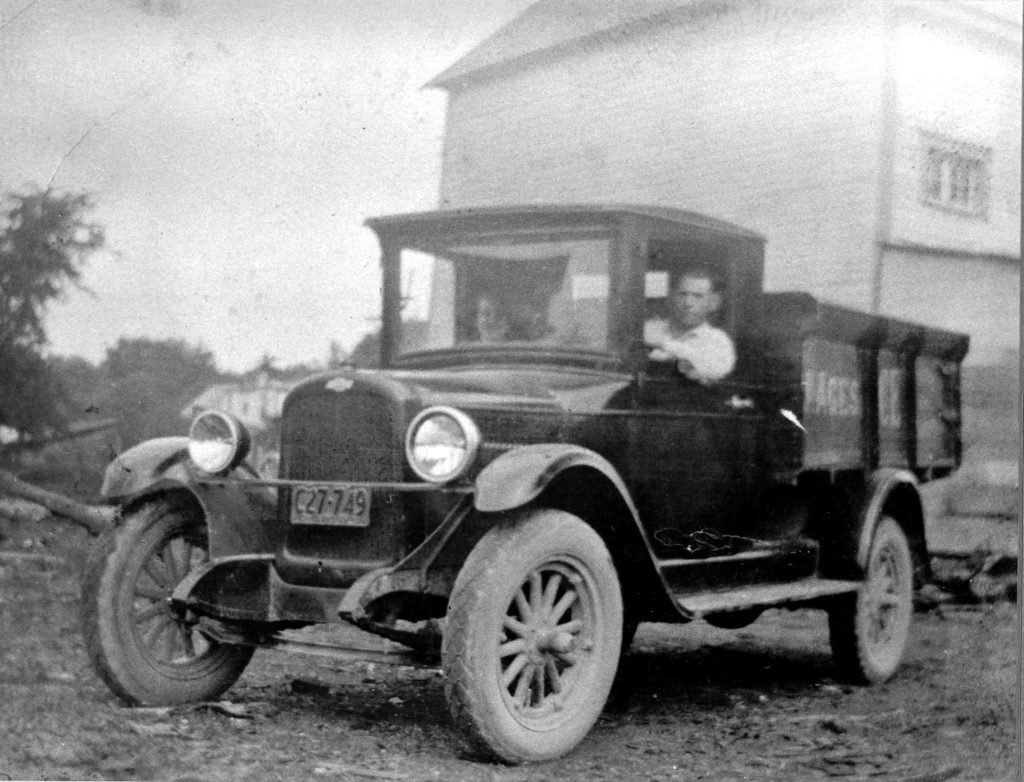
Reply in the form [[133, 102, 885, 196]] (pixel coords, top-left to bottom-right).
[[428, 0, 1021, 89], [180, 373, 297, 427], [428, 0, 695, 88], [181, 383, 241, 416]]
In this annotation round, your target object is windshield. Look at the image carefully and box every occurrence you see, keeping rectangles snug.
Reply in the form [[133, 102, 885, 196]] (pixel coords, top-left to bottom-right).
[[397, 231, 614, 356]]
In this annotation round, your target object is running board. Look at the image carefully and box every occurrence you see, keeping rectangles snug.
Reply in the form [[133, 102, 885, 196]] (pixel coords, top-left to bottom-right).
[[676, 578, 860, 617], [265, 629, 438, 668]]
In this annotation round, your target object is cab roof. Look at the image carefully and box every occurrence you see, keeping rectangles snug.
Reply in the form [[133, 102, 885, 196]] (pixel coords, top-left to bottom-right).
[[365, 203, 764, 243]]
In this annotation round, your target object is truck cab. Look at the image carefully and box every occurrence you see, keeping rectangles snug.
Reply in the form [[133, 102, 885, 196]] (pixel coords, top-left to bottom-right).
[[84, 205, 968, 764]]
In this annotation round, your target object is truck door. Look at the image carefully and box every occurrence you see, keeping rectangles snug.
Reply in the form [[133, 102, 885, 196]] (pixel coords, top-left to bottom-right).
[[630, 369, 764, 556], [630, 261, 765, 556]]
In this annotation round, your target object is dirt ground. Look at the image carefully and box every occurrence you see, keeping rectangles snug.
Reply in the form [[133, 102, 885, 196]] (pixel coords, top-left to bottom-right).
[[0, 515, 1018, 782]]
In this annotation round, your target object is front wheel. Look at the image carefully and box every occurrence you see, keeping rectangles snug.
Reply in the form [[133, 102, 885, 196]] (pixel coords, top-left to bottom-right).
[[828, 517, 914, 683], [442, 510, 623, 763], [81, 495, 254, 704]]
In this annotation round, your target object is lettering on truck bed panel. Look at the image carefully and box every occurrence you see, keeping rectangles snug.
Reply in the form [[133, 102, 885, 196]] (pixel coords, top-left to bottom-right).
[[801, 339, 862, 467], [877, 350, 908, 465]]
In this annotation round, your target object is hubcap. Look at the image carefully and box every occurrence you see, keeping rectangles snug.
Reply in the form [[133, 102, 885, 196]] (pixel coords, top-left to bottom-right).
[[498, 563, 595, 720]]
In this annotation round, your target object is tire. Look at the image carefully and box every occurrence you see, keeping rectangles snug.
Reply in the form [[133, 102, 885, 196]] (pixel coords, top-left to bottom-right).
[[81, 496, 254, 705], [442, 510, 623, 763], [828, 517, 913, 684]]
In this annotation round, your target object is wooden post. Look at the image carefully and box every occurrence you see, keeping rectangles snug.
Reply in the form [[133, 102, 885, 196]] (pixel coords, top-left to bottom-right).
[[0, 469, 115, 535]]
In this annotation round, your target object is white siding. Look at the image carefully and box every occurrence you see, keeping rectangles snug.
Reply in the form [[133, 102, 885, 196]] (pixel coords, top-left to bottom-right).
[[879, 248, 1019, 366], [439, 0, 887, 309], [887, 4, 1022, 256]]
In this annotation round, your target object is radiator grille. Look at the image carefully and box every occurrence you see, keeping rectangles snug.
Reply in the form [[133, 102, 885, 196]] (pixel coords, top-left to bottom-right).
[[281, 391, 403, 482], [277, 390, 408, 583]]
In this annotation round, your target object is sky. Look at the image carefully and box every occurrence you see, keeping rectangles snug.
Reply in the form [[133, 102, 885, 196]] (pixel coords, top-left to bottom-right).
[[0, 0, 536, 372]]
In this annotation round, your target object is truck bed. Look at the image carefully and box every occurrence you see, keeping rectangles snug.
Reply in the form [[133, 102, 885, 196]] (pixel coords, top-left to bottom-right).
[[748, 293, 969, 482]]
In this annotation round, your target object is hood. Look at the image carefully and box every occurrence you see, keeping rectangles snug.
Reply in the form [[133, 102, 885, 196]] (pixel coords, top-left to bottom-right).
[[289, 364, 633, 418], [280, 364, 636, 487], [396, 365, 632, 415]]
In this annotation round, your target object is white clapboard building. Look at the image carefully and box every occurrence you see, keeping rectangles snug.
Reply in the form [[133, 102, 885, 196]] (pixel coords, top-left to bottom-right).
[[427, 0, 1021, 459]]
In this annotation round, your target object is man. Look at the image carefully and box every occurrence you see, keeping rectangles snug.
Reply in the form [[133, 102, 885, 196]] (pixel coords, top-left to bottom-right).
[[475, 294, 509, 343], [644, 266, 735, 383]]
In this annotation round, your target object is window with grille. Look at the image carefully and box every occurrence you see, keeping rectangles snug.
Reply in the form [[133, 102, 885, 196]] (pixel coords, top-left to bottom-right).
[[920, 133, 990, 218]]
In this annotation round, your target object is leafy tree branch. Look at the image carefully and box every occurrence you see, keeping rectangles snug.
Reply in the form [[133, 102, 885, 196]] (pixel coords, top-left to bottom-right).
[[0, 186, 105, 436]]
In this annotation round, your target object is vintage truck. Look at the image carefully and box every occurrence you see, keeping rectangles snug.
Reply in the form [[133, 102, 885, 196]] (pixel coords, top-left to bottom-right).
[[82, 205, 968, 763]]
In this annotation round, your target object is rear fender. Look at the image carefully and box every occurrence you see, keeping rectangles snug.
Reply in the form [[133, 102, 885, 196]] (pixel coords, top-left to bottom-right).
[[815, 467, 926, 583], [857, 468, 928, 582], [102, 437, 279, 559], [474, 444, 682, 622]]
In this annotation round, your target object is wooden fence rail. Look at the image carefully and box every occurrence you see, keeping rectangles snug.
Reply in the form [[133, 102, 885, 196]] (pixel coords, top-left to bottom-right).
[[0, 469, 115, 535]]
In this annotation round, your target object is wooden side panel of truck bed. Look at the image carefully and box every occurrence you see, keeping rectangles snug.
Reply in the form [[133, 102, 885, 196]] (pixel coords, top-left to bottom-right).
[[750, 293, 969, 481]]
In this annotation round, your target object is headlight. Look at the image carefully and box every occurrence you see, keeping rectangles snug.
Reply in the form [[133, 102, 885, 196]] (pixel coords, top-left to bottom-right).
[[405, 406, 481, 483], [187, 410, 251, 474]]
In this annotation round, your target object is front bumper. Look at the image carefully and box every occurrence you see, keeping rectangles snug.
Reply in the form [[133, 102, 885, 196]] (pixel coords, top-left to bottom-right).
[[171, 554, 345, 625], [175, 483, 474, 630]]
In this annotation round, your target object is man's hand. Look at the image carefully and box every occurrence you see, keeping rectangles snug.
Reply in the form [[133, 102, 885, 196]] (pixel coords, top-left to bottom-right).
[[648, 343, 698, 380], [648, 346, 673, 362]]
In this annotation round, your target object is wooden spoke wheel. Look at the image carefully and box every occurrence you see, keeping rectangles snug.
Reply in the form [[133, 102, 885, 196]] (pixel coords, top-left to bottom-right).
[[829, 517, 914, 684], [82, 497, 253, 704], [443, 510, 622, 763]]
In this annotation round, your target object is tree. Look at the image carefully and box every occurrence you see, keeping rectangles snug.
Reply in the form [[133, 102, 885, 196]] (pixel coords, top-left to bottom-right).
[[348, 321, 431, 369], [0, 187, 105, 436], [326, 339, 347, 370], [47, 353, 108, 420], [101, 337, 221, 446], [348, 330, 380, 368]]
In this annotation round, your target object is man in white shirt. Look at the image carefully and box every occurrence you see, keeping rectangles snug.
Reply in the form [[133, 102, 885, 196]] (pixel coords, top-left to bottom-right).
[[643, 267, 736, 384]]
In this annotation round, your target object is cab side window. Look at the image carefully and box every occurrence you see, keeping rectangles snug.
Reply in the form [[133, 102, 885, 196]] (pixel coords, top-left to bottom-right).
[[643, 244, 735, 386]]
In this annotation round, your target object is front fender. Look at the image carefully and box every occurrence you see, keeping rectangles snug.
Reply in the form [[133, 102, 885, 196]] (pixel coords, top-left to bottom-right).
[[102, 437, 279, 559], [475, 443, 640, 515], [474, 443, 682, 623], [101, 437, 192, 500]]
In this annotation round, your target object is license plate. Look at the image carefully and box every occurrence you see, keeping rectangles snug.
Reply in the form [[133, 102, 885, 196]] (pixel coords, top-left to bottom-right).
[[291, 485, 371, 527]]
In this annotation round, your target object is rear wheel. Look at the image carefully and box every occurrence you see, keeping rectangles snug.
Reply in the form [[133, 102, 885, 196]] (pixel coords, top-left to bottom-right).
[[828, 517, 913, 683], [443, 510, 623, 763], [81, 496, 253, 704]]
